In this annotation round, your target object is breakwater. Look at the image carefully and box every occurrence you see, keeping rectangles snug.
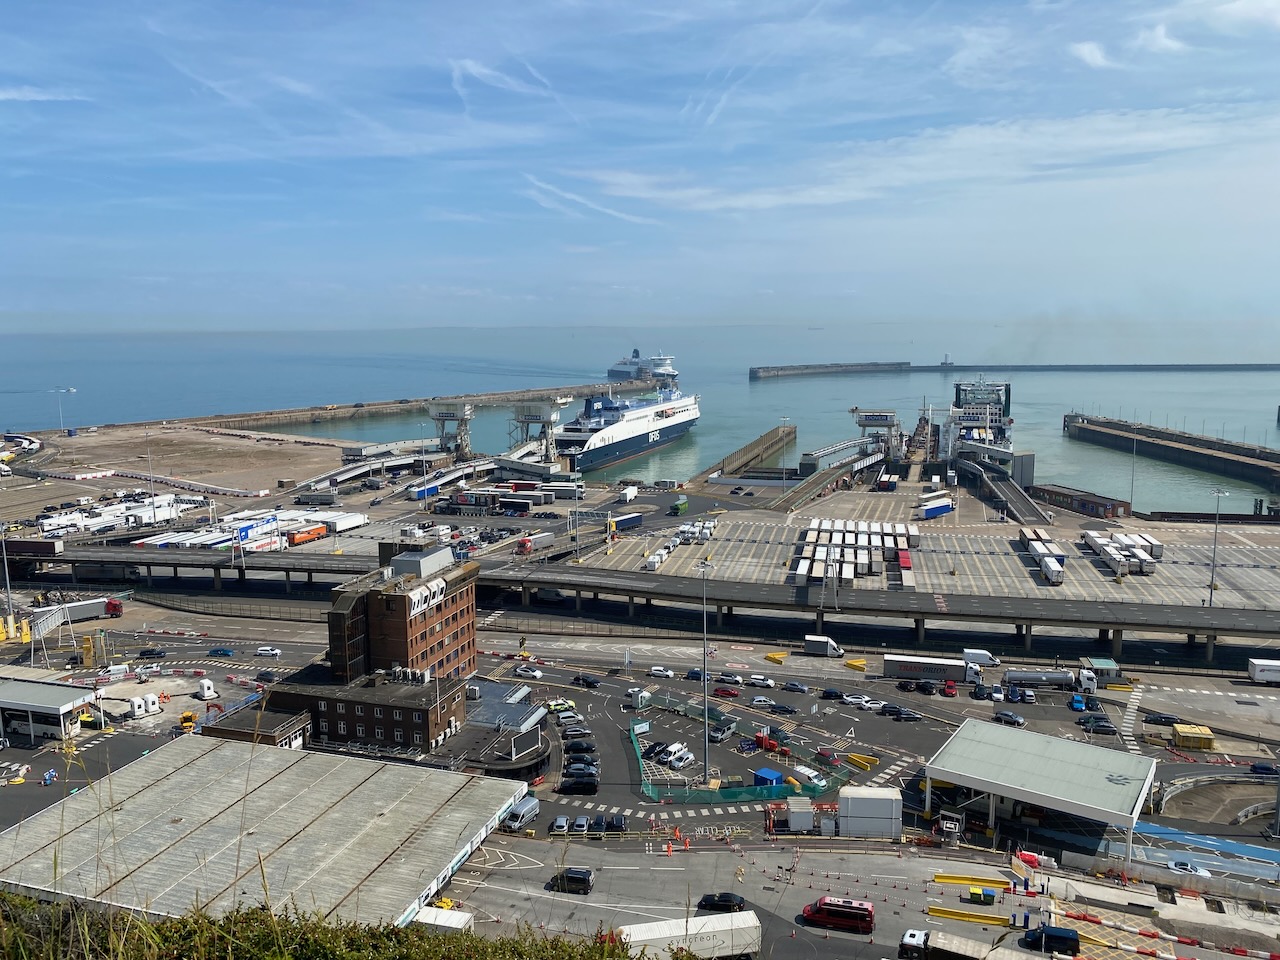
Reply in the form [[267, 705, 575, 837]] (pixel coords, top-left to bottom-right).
[[1064, 414, 1280, 492], [748, 361, 1280, 380]]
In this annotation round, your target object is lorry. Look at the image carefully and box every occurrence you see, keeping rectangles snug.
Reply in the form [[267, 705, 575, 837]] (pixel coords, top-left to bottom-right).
[[76, 563, 141, 583], [899, 929, 998, 960], [617, 485, 638, 504], [914, 500, 954, 521], [669, 495, 689, 516], [1003, 667, 1097, 693], [32, 596, 124, 622], [883, 655, 981, 684], [803, 635, 844, 658], [412, 905, 475, 934], [610, 910, 762, 960], [1039, 556, 1064, 586], [294, 492, 338, 506], [1248, 659, 1280, 685], [613, 512, 643, 532], [515, 531, 555, 555], [534, 587, 568, 604]]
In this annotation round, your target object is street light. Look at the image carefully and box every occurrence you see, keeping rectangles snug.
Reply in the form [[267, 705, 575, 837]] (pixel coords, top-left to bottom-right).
[[51, 386, 76, 433], [1208, 488, 1228, 607], [780, 417, 790, 481], [696, 559, 714, 783], [418, 421, 429, 502]]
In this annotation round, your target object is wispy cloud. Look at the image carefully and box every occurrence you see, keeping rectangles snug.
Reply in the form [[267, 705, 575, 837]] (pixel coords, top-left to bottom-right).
[[0, 86, 88, 102], [1135, 23, 1189, 51], [1068, 41, 1116, 68], [1168, 0, 1280, 31], [944, 27, 1022, 88], [524, 175, 661, 225]]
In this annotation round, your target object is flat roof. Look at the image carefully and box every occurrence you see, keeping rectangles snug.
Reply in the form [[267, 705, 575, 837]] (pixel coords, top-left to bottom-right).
[[926, 719, 1157, 828], [0, 677, 95, 713], [0, 736, 525, 925]]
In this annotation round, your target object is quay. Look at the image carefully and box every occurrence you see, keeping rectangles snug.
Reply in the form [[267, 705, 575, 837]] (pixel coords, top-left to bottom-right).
[[748, 361, 1280, 380], [180, 379, 655, 431], [1064, 414, 1280, 493]]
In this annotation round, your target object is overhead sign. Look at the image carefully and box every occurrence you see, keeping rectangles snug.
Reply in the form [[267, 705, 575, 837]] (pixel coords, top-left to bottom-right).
[[408, 578, 448, 617]]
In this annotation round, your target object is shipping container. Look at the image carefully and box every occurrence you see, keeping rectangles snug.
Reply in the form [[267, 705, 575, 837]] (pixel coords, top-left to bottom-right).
[[1135, 533, 1164, 558], [287, 524, 329, 546]]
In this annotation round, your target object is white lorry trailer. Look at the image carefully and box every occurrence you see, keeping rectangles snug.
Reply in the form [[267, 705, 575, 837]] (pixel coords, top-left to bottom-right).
[[1248, 659, 1280, 686], [883, 655, 982, 684], [613, 911, 762, 959]]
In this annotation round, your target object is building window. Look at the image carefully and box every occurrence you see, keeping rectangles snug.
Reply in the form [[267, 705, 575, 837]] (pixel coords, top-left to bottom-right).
[[375, 727, 384, 740], [374, 707, 383, 719], [356, 724, 365, 737], [318, 720, 328, 733], [318, 701, 327, 713], [394, 729, 403, 742], [337, 721, 347, 735], [336, 702, 346, 714], [393, 709, 402, 721], [413, 732, 423, 745], [355, 705, 364, 717], [413, 712, 422, 723]]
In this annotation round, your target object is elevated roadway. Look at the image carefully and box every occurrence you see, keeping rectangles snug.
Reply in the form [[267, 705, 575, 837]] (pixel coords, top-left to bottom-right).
[[34, 546, 1280, 657]]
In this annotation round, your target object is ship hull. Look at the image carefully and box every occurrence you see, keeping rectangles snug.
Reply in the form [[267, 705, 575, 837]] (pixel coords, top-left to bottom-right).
[[568, 417, 698, 472]]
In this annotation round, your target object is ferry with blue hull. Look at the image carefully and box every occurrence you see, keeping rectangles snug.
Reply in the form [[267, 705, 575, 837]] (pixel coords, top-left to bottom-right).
[[555, 385, 700, 472]]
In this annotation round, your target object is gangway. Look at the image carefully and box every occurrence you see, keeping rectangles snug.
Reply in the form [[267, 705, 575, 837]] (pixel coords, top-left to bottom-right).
[[954, 460, 1050, 525]]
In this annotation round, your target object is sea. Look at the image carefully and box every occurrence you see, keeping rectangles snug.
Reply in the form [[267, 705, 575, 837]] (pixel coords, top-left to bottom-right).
[[2, 326, 1276, 514]]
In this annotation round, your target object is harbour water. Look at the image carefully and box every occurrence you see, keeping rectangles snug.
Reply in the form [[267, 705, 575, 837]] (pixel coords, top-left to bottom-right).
[[2, 327, 1275, 513]]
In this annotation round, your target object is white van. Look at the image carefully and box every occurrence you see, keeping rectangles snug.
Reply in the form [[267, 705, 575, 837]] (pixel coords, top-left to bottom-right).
[[500, 796, 541, 832], [963, 648, 1001, 667], [97, 663, 131, 679], [793, 764, 828, 790], [659, 741, 687, 764]]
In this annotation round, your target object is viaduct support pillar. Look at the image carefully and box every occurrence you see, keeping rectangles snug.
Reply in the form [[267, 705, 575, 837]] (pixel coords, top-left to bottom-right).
[[575, 592, 582, 612], [1111, 629, 1124, 660], [1186, 633, 1196, 646], [237, 567, 246, 583], [1098, 628, 1110, 644], [628, 596, 635, 617], [1023, 623, 1033, 650], [521, 586, 530, 607], [915, 619, 926, 645], [815, 609, 824, 632], [212, 568, 222, 591], [1205, 634, 1216, 662], [284, 570, 291, 594], [717, 606, 724, 629]]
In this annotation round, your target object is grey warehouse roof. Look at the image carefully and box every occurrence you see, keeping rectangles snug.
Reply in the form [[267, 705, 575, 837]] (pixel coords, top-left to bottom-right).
[[0, 736, 525, 925], [0, 677, 95, 713], [926, 719, 1157, 827]]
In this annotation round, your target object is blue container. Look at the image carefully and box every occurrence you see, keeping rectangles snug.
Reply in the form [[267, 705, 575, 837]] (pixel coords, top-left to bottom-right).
[[66, 428, 78, 437], [754, 767, 783, 786]]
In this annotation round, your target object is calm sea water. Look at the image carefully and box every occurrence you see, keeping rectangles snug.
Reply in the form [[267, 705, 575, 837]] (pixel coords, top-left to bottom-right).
[[2, 327, 1275, 513]]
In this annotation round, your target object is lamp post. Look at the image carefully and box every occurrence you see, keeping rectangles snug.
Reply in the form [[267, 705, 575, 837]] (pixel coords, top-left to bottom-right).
[[0, 506, 14, 640], [780, 417, 790, 480], [696, 559, 714, 783], [1208, 487, 1228, 607], [418, 422, 429, 504], [51, 386, 76, 433]]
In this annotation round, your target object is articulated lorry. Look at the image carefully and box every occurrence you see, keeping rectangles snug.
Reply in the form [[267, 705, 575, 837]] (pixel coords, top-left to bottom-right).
[[1248, 659, 1280, 686], [1002, 668, 1097, 693], [32, 596, 124, 622], [611, 911, 762, 960], [883, 655, 981, 683], [803, 635, 844, 657], [616, 485, 638, 504], [76, 563, 141, 583], [515, 531, 555, 555], [899, 929, 1002, 960]]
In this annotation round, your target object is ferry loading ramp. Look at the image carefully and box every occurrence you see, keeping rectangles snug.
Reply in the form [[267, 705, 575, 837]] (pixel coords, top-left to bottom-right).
[[0, 736, 525, 925], [925, 719, 1156, 867]]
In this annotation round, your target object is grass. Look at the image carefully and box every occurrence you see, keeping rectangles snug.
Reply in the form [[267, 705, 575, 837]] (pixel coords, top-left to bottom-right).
[[0, 891, 631, 960]]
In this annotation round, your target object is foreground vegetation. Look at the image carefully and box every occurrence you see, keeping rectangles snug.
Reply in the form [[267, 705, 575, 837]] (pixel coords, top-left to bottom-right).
[[0, 892, 625, 960]]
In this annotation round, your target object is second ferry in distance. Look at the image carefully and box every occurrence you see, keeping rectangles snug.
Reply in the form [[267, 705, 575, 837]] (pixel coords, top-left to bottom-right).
[[555, 358, 699, 472]]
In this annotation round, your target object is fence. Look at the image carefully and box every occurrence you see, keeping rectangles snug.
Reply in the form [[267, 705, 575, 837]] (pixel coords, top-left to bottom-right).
[[132, 591, 327, 623]]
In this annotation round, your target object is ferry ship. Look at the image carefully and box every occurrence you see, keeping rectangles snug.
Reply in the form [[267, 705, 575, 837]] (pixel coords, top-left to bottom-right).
[[555, 385, 700, 472], [607, 349, 679, 382]]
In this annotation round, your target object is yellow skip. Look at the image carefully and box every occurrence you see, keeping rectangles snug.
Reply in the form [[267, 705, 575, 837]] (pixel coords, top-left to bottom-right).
[[926, 906, 1010, 925], [844, 659, 867, 671], [844, 752, 880, 771], [764, 652, 788, 664]]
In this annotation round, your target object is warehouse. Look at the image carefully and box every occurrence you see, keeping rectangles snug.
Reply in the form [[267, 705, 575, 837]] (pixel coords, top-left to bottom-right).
[[924, 719, 1157, 869], [0, 736, 525, 925]]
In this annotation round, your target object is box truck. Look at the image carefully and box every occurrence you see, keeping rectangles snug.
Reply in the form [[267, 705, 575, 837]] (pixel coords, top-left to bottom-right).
[[616, 485, 638, 504], [899, 929, 999, 960], [804, 635, 844, 657], [1248, 659, 1280, 685], [610, 911, 762, 960]]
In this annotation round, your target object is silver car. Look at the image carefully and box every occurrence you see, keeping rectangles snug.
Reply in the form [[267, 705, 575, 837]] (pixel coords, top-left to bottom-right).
[[550, 815, 570, 835]]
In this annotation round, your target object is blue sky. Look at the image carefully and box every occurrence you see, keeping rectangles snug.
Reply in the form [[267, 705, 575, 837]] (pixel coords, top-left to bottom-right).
[[1, 0, 1278, 333]]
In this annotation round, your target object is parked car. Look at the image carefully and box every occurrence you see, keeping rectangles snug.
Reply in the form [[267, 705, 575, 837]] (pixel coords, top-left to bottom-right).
[[858, 700, 886, 712], [941, 681, 958, 697], [514, 664, 543, 680], [1250, 762, 1278, 776], [1021, 689, 1037, 704], [649, 666, 675, 679], [748, 675, 775, 688], [564, 753, 597, 765], [782, 681, 809, 694], [571, 815, 590, 835], [713, 687, 740, 698], [916, 680, 937, 696], [550, 815, 570, 835], [571, 675, 601, 688], [555, 712, 585, 726], [717, 674, 744, 685], [992, 710, 1027, 727], [815, 747, 842, 767], [1084, 695, 1102, 712], [1006, 686, 1022, 703], [972, 684, 989, 700], [877, 703, 903, 717], [1144, 713, 1181, 726], [1076, 713, 1109, 726], [841, 693, 869, 706], [565, 740, 597, 754], [564, 763, 600, 778], [546, 698, 576, 712], [896, 680, 917, 693], [137, 648, 167, 660], [685, 668, 704, 681], [751, 696, 775, 707], [256, 646, 282, 658], [770, 703, 799, 715], [820, 688, 845, 700], [670, 751, 696, 770], [1168, 861, 1211, 878], [990, 685, 1005, 702], [558, 778, 599, 796], [607, 814, 627, 832], [590, 814, 607, 835], [562, 726, 593, 738], [697, 892, 746, 912], [1068, 694, 1086, 711], [641, 741, 667, 761], [208, 647, 234, 657], [894, 709, 924, 722]]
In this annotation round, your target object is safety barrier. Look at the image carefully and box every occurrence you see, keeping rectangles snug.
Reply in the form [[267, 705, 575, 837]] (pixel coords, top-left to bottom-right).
[[926, 905, 1011, 924]]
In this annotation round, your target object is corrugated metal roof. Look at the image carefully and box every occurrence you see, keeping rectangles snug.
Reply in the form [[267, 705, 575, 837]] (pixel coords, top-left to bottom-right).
[[0, 677, 95, 712], [926, 719, 1156, 827]]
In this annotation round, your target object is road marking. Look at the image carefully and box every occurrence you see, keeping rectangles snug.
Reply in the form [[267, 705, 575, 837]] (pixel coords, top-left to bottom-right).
[[651, 867, 685, 870]]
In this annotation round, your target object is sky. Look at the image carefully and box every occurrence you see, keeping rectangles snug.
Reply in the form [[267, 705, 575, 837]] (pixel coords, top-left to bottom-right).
[[1, 0, 1278, 334]]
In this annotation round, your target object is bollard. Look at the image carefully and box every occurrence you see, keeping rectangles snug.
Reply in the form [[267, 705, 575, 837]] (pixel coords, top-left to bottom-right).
[[791, 930, 796, 939], [1011, 912, 1017, 926]]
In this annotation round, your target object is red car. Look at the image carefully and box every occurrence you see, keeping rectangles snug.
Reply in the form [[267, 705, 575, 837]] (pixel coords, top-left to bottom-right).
[[941, 680, 958, 698], [713, 687, 740, 698]]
